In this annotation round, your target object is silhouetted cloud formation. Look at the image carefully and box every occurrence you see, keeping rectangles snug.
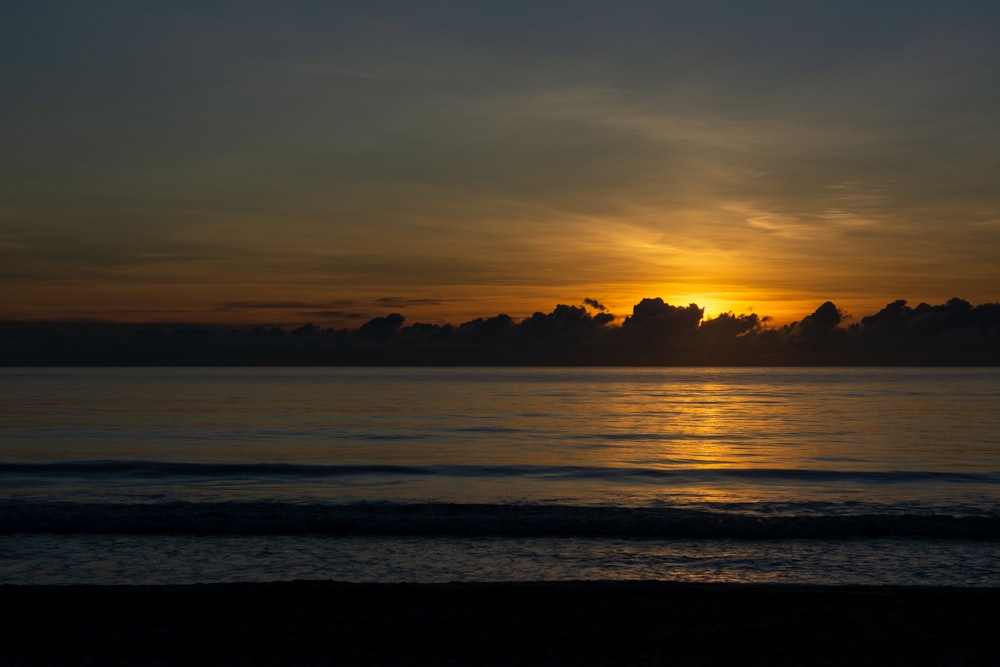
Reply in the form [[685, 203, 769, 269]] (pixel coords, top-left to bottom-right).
[[623, 299, 704, 336], [358, 313, 406, 340], [802, 301, 843, 329], [2, 297, 999, 366], [699, 312, 762, 339]]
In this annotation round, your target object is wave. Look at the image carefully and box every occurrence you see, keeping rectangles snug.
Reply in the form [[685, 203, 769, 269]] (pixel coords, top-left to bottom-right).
[[2, 460, 998, 484], [1, 501, 997, 539]]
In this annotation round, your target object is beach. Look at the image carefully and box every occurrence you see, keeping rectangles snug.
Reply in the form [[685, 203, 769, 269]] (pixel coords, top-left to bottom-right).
[[3, 581, 999, 666]]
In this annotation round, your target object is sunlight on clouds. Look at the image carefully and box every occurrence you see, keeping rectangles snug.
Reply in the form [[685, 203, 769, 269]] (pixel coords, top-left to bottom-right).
[[1, 3, 997, 326], [821, 181, 888, 228], [744, 214, 822, 241]]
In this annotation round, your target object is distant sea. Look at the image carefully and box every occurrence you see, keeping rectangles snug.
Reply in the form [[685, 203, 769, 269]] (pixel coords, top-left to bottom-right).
[[2, 367, 998, 586]]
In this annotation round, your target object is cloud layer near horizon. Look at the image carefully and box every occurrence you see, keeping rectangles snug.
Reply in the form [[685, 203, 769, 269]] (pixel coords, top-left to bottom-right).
[[2, 1, 998, 325]]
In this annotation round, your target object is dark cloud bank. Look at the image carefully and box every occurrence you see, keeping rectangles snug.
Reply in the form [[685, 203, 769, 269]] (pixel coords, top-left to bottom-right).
[[3, 297, 999, 366]]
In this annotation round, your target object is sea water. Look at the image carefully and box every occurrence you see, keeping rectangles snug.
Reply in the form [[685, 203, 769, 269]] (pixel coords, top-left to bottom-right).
[[1, 367, 998, 586]]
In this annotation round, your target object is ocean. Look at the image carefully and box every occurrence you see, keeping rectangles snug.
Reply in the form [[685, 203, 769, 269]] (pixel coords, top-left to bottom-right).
[[2, 367, 998, 586]]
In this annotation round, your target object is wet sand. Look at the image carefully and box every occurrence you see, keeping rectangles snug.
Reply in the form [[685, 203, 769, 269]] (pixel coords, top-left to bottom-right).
[[2, 581, 999, 666]]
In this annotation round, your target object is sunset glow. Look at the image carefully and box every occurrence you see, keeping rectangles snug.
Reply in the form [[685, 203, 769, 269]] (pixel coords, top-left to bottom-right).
[[1, 3, 997, 328]]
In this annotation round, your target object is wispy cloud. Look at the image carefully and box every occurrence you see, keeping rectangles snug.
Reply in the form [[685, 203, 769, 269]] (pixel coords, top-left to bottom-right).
[[1, 2, 997, 324]]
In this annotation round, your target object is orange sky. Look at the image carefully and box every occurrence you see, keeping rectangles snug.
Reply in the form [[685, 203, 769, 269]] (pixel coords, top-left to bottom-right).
[[2, 3, 998, 328]]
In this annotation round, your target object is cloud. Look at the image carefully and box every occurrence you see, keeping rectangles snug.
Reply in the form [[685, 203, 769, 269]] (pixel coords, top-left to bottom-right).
[[298, 311, 365, 320], [221, 301, 331, 310], [797, 301, 845, 334], [375, 297, 449, 308], [621, 299, 704, 338], [1, 2, 998, 326]]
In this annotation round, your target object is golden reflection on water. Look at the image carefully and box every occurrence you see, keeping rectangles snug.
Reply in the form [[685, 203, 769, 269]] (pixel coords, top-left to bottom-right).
[[3, 367, 999, 508]]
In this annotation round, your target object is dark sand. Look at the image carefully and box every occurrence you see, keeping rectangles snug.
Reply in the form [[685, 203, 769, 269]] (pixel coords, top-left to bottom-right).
[[2, 581, 998, 666]]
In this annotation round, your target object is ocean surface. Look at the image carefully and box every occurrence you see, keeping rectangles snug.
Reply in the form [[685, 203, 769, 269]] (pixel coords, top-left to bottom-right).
[[1, 367, 998, 586]]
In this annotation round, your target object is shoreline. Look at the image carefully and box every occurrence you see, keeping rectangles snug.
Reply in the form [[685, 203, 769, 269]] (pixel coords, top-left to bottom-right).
[[3, 581, 999, 666]]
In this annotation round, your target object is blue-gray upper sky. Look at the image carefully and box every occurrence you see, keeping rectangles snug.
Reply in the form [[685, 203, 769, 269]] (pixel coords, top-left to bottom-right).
[[2, 1, 998, 324]]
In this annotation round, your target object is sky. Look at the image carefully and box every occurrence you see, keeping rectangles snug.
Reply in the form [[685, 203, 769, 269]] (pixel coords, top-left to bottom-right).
[[2, 1, 998, 327]]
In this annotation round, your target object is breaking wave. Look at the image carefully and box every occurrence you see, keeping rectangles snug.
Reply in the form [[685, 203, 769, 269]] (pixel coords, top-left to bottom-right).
[[3, 460, 998, 484], [2, 500, 998, 539]]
